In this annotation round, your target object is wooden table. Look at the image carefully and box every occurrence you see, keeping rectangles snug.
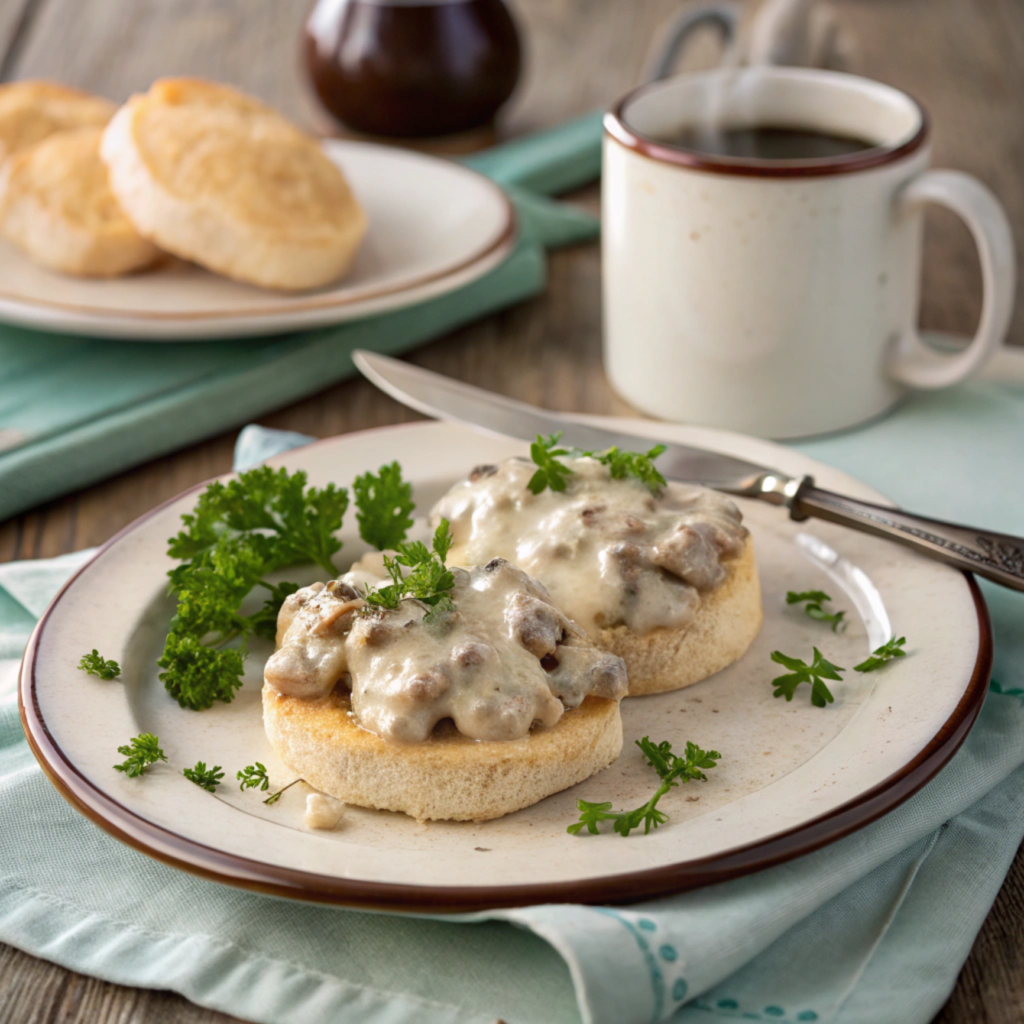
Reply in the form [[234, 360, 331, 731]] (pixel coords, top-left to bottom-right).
[[1, 1, 1022, 1021]]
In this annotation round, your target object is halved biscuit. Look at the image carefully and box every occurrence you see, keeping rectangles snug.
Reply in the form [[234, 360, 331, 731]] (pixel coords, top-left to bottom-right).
[[0, 127, 160, 277], [263, 687, 623, 822], [598, 538, 763, 695], [0, 81, 115, 165], [100, 78, 367, 290]]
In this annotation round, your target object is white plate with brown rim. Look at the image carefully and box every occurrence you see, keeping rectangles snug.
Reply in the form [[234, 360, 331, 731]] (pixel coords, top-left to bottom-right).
[[0, 141, 516, 341], [19, 419, 991, 911]]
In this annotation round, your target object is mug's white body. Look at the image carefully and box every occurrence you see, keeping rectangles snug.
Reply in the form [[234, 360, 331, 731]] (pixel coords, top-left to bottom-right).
[[602, 69, 1013, 438]]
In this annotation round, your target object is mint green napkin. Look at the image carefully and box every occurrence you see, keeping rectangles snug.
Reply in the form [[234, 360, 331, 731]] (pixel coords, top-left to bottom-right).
[[0, 114, 601, 523], [2, 379, 1022, 1024]]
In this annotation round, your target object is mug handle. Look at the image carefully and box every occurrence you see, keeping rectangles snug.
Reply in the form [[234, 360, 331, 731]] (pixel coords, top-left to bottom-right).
[[887, 170, 1016, 389]]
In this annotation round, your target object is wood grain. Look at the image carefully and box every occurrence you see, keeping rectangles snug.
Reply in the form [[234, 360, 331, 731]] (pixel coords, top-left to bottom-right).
[[0, 0, 1022, 1021]]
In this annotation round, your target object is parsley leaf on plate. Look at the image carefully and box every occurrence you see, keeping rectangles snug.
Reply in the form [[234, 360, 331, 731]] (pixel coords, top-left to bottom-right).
[[854, 636, 907, 672], [113, 733, 167, 778], [79, 650, 120, 680], [771, 647, 845, 707], [786, 589, 846, 633], [183, 761, 224, 793], [353, 461, 416, 551], [568, 737, 721, 837], [236, 762, 270, 793]]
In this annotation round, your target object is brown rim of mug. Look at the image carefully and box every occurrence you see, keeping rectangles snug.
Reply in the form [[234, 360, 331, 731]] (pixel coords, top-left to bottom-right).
[[19, 428, 992, 913], [604, 75, 931, 178]]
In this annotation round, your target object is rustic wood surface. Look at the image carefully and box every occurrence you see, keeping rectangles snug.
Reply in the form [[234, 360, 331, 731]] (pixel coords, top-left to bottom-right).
[[1, 0, 1022, 1021]]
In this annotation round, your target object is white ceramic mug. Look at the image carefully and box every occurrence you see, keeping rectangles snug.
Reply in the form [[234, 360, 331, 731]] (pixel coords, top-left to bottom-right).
[[602, 67, 1016, 438]]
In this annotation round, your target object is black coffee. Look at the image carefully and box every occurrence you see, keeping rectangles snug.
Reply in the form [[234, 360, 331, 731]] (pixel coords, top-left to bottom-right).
[[672, 125, 874, 161]]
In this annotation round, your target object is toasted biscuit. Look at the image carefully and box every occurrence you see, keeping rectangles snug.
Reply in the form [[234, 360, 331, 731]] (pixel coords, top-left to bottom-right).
[[0, 127, 160, 277], [599, 538, 763, 695], [263, 688, 623, 822], [0, 81, 115, 165], [100, 78, 367, 290]]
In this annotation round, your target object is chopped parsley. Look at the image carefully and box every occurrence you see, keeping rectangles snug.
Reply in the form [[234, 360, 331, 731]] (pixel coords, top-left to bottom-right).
[[786, 590, 846, 633], [113, 733, 167, 778], [363, 519, 456, 618], [771, 647, 845, 707], [236, 762, 270, 793], [528, 432, 668, 495], [182, 761, 224, 792], [78, 650, 120, 680], [568, 737, 721, 837], [854, 636, 907, 672]]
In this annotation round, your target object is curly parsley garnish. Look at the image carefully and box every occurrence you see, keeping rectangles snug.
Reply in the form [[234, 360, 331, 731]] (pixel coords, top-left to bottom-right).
[[183, 761, 224, 792], [79, 650, 120, 680], [786, 590, 846, 633], [771, 647, 845, 707], [113, 733, 167, 778], [353, 461, 416, 551], [363, 519, 456, 618], [854, 636, 907, 672], [528, 432, 667, 495], [160, 466, 349, 711], [568, 737, 721, 837]]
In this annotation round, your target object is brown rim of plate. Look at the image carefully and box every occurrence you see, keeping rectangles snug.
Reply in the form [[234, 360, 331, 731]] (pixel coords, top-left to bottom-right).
[[0, 151, 516, 322], [604, 78, 930, 178], [18, 439, 992, 912]]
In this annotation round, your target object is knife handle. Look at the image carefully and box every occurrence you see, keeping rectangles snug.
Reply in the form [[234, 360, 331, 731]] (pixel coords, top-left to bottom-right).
[[788, 477, 1024, 592]]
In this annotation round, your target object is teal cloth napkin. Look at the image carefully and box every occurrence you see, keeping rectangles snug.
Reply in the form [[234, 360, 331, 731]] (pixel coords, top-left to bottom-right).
[[0, 113, 602, 523], [1, 379, 1022, 1024]]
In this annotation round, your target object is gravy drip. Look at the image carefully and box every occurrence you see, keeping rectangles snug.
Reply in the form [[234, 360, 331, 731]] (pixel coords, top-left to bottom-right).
[[432, 457, 748, 636], [263, 558, 627, 743]]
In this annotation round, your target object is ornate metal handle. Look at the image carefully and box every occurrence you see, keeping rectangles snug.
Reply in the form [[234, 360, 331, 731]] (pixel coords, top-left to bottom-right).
[[788, 477, 1024, 592]]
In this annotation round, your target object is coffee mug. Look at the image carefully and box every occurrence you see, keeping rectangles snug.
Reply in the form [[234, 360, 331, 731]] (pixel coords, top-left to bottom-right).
[[602, 67, 1016, 438]]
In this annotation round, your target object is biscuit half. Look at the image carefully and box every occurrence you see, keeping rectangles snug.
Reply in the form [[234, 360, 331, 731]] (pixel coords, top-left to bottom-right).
[[0, 81, 115, 165], [601, 539, 763, 696], [100, 78, 367, 291], [0, 126, 160, 277], [263, 686, 623, 822]]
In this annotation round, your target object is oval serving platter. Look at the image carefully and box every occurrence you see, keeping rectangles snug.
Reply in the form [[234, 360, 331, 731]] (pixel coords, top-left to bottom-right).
[[0, 140, 515, 341], [20, 420, 990, 911]]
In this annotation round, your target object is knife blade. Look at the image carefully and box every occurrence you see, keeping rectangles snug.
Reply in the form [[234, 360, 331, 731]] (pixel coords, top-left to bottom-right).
[[351, 350, 1024, 592], [351, 350, 773, 490]]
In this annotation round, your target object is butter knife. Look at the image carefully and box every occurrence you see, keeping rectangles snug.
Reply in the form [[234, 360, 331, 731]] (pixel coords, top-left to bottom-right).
[[352, 350, 1024, 592]]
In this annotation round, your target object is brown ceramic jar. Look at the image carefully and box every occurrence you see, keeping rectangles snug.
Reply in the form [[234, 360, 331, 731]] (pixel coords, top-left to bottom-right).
[[303, 0, 522, 139]]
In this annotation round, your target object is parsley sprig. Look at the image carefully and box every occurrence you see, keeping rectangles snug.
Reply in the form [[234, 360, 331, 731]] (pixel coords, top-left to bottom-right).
[[237, 762, 270, 793], [159, 466, 349, 711], [854, 636, 907, 672], [183, 761, 224, 792], [528, 433, 574, 494], [353, 462, 416, 551], [568, 737, 721, 837], [114, 733, 167, 778], [771, 647, 845, 707], [363, 520, 456, 618], [528, 432, 668, 495], [786, 590, 846, 633], [79, 650, 120, 680]]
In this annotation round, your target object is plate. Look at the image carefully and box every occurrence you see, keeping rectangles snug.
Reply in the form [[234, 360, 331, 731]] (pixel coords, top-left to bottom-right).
[[0, 141, 515, 341], [19, 420, 991, 910]]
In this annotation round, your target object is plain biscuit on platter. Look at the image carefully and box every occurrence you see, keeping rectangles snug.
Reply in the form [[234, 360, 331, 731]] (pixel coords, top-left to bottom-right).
[[0, 81, 115, 165], [0, 127, 161, 277], [100, 77, 368, 291]]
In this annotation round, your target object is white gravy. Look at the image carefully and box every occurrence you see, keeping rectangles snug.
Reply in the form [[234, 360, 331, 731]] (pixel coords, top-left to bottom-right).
[[432, 456, 748, 637], [263, 558, 627, 743]]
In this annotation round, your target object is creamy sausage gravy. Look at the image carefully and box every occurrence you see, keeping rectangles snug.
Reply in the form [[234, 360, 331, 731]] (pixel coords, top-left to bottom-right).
[[432, 456, 748, 637], [263, 557, 627, 743]]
